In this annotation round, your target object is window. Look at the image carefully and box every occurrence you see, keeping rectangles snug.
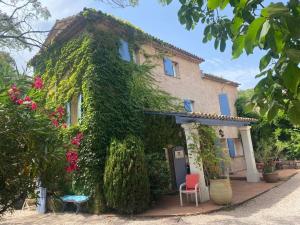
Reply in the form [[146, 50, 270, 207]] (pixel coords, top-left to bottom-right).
[[218, 93, 231, 116], [66, 102, 71, 126], [184, 99, 193, 112], [227, 138, 236, 158], [119, 39, 131, 62], [163, 57, 179, 77], [77, 94, 83, 123], [132, 49, 140, 64]]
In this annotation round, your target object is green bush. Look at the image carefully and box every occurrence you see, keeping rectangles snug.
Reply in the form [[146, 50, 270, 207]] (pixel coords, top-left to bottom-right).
[[0, 97, 64, 215], [104, 136, 150, 214], [145, 153, 171, 203]]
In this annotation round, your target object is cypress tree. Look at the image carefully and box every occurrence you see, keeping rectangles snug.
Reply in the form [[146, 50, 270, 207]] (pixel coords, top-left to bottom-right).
[[104, 135, 150, 214]]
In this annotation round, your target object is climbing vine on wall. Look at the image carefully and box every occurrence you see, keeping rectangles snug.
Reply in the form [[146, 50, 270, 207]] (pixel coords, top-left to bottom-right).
[[31, 9, 178, 213]]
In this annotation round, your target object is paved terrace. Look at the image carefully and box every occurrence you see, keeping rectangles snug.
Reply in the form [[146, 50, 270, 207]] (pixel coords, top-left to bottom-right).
[[140, 169, 298, 217], [0, 169, 299, 225]]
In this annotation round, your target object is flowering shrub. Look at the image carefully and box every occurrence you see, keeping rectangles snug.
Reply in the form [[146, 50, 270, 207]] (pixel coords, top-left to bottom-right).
[[66, 151, 79, 173], [8, 84, 20, 102], [33, 76, 43, 89], [49, 106, 66, 128], [65, 133, 83, 172], [7, 76, 83, 174], [0, 76, 66, 215], [71, 132, 84, 147]]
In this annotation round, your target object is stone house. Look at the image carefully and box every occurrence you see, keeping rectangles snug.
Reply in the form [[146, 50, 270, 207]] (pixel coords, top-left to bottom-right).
[[36, 9, 260, 203]]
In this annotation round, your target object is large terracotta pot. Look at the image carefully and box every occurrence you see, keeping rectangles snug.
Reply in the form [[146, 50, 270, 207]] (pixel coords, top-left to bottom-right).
[[263, 171, 279, 183], [209, 178, 232, 205]]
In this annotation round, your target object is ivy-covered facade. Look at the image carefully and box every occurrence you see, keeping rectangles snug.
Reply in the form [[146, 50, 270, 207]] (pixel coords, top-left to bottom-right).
[[31, 8, 259, 213], [31, 9, 186, 213]]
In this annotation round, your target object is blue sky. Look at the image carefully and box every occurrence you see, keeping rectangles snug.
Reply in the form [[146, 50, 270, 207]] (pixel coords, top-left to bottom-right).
[[10, 0, 268, 90]]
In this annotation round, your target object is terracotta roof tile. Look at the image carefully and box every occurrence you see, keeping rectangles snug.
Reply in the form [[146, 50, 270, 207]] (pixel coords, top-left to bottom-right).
[[145, 110, 257, 123]]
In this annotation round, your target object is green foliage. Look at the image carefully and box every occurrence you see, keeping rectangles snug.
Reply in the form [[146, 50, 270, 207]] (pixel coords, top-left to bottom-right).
[[235, 89, 260, 119], [0, 87, 64, 215], [189, 125, 229, 180], [255, 133, 284, 173], [145, 153, 171, 202], [0, 52, 20, 89], [156, 0, 300, 125], [143, 115, 186, 155], [236, 89, 300, 160], [31, 9, 177, 213], [285, 130, 300, 159], [104, 136, 150, 214], [143, 115, 184, 201]]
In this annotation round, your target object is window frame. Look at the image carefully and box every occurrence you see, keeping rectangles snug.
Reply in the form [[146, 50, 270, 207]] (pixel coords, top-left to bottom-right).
[[183, 99, 194, 112], [163, 57, 179, 77], [119, 39, 131, 62]]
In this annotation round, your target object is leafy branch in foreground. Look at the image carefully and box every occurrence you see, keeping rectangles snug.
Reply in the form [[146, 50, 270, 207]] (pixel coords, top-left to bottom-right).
[[0, 0, 50, 50]]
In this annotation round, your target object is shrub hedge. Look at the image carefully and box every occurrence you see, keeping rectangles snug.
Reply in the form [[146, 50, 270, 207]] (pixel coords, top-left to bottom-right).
[[104, 136, 150, 214]]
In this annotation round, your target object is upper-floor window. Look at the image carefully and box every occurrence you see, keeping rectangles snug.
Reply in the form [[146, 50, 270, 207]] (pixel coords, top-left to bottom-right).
[[163, 57, 179, 77], [132, 49, 140, 64], [66, 94, 84, 126], [119, 39, 131, 62], [218, 93, 231, 116], [184, 99, 194, 112], [66, 102, 71, 126], [77, 94, 83, 123]]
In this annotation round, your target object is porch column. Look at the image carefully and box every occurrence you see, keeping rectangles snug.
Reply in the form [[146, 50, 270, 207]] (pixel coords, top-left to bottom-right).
[[181, 123, 210, 202], [239, 126, 260, 182]]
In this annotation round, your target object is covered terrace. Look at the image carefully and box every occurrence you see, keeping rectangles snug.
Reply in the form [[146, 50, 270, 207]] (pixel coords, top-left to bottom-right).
[[145, 110, 260, 203]]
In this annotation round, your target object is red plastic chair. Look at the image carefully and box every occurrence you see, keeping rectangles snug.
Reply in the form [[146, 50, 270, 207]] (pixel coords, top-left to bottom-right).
[[179, 174, 200, 206]]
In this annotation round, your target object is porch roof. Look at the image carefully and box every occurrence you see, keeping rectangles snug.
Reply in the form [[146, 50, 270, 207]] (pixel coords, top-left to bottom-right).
[[144, 110, 257, 127]]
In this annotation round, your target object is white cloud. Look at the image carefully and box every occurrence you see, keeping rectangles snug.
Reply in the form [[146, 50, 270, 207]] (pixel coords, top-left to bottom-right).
[[201, 56, 261, 90]]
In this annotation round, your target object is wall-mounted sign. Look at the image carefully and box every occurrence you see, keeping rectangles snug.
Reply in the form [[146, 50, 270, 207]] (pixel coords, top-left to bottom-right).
[[174, 150, 185, 159]]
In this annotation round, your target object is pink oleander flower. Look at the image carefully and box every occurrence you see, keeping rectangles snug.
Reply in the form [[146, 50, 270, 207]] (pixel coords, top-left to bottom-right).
[[71, 138, 80, 147], [33, 76, 43, 89], [65, 163, 78, 173], [8, 84, 20, 102], [31, 102, 37, 110], [16, 99, 23, 105], [24, 96, 31, 101], [57, 106, 65, 116], [66, 150, 78, 163], [51, 119, 59, 127], [9, 95, 17, 102], [71, 132, 84, 147]]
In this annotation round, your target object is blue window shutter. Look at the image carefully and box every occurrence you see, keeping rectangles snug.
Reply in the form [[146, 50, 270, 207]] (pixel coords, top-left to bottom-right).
[[227, 138, 236, 158], [184, 99, 193, 112], [219, 93, 231, 116], [119, 39, 131, 62], [77, 94, 82, 122], [163, 57, 174, 76], [66, 102, 71, 126], [215, 139, 225, 172]]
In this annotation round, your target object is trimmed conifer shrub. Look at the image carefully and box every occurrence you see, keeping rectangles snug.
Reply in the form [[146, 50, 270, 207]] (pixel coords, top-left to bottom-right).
[[104, 135, 150, 214]]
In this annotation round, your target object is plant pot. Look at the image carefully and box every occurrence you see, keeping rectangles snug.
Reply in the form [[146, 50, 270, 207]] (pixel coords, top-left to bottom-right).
[[209, 178, 232, 205], [263, 171, 279, 183]]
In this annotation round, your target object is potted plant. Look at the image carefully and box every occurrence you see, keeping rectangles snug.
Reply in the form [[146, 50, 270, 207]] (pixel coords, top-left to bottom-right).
[[256, 138, 284, 183], [189, 125, 232, 205]]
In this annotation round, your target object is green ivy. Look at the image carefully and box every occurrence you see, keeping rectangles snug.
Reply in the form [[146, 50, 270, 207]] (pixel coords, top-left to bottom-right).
[[104, 136, 150, 214], [31, 11, 178, 212]]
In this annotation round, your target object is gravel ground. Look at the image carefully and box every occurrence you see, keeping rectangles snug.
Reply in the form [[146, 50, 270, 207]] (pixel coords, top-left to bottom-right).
[[1, 173, 300, 225]]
